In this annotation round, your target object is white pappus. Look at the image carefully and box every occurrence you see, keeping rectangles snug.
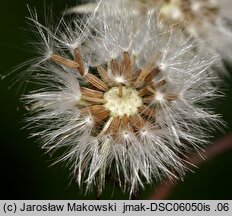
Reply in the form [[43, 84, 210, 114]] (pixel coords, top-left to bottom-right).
[[20, 0, 223, 197]]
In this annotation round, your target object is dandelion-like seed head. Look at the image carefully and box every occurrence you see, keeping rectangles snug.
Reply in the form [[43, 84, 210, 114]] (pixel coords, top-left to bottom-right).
[[148, 0, 232, 66], [20, 0, 223, 197]]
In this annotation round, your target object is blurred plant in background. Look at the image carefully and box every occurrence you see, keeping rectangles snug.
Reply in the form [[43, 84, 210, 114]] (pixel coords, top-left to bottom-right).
[[70, 0, 232, 72]]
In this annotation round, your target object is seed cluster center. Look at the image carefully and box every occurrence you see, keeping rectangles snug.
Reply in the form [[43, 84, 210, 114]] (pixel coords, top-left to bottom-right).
[[104, 86, 142, 117], [50, 49, 178, 139]]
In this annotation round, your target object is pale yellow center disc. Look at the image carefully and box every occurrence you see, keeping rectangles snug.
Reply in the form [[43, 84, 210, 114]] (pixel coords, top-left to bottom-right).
[[104, 86, 142, 117]]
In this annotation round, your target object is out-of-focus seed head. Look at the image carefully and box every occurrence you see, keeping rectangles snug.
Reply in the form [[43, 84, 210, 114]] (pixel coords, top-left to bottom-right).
[[68, 0, 232, 73]]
